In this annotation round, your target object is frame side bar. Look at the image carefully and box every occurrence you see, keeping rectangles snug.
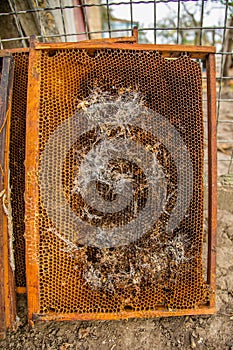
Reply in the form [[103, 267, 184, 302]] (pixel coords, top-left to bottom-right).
[[206, 53, 217, 308], [25, 42, 41, 324], [0, 55, 16, 338]]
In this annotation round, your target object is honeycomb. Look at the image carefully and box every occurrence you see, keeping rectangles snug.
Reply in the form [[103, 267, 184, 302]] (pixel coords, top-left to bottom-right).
[[28, 48, 209, 315], [10, 51, 29, 288]]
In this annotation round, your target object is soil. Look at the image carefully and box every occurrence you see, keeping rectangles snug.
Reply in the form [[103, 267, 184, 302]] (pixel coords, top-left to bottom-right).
[[0, 209, 232, 350]]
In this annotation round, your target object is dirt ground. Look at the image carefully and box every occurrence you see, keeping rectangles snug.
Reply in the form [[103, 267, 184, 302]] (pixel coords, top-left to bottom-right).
[[0, 208, 232, 350]]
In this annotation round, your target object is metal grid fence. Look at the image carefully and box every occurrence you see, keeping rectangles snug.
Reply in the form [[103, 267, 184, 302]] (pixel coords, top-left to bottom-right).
[[0, 0, 232, 176]]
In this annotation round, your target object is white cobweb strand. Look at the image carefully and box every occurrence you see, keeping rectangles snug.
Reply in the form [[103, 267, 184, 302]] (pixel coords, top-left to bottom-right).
[[43, 89, 191, 293], [75, 90, 188, 292]]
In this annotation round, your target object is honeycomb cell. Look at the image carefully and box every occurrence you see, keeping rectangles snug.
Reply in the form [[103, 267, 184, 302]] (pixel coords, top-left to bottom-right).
[[10, 51, 29, 288]]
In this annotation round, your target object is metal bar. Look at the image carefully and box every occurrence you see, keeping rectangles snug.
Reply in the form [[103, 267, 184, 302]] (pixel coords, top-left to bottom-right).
[[82, 0, 90, 40], [216, 0, 229, 124], [106, 0, 111, 38], [203, 99, 233, 102], [154, 0, 157, 44], [204, 120, 233, 123], [136, 25, 233, 31], [206, 53, 217, 308], [203, 77, 233, 80], [215, 52, 233, 55], [0, 1, 232, 15], [176, 0, 181, 44], [214, 159, 233, 162], [35, 0, 45, 42], [130, 0, 133, 29], [199, 0, 205, 45], [216, 99, 233, 102], [8, 0, 27, 48], [1, 28, 233, 44], [59, 0, 67, 42], [216, 140, 233, 143]]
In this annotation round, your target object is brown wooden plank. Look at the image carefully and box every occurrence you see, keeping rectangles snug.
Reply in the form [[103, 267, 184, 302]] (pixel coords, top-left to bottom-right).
[[34, 42, 215, 58], [32, 305, 216, 322], [0, 54, 15, 338], [25, 40, 41, 323], [0, 48, 30, 54], [80, 35, 138, 44]]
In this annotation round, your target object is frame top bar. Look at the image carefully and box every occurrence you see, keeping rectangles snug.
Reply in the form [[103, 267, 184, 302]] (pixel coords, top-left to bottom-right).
[[33, 41, 215, 59]]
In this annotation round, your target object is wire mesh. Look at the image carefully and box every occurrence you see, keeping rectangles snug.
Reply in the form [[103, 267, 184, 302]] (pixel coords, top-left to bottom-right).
[[0, 0, 232, 175]]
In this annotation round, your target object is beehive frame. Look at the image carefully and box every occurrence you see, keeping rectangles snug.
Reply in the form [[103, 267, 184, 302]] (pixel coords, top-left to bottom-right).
[[0, 53, 16, 338], [5, 48, 30, 294], [25, 41, 216, 323], [3, 33, 139, 295]]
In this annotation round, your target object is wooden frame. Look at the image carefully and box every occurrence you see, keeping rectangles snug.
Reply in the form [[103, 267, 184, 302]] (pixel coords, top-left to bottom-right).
[[0, 53, 16, 338], [34, 42, 215, 59], [0, 33, 139, 296], [0, 32, 139, 297], [25, 42, 217, 323], [0, 48, 30, 295]]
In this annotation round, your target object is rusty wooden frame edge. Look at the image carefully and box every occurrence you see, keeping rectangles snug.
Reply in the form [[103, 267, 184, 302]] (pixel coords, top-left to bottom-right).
[[25, 44, 40, 323], [5, 47, 29, 293], [25, 43, 217, 323], [32, 306, 216, 323], [0, 54, 16, 338], [0, 48, 30, 54], [33, 41, 215, 59]]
